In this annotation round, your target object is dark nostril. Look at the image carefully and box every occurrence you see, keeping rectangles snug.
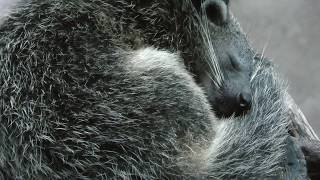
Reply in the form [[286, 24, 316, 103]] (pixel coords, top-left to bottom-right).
[[238, 92, 252, 110]]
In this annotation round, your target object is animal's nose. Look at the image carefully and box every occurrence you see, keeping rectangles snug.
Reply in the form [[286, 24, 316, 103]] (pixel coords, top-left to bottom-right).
[[238, 92, 252, 111], [211, 91, 252, 118]]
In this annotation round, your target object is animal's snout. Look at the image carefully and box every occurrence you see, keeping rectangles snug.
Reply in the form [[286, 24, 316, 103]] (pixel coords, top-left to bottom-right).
[[210, 51, 252, 118], [238, 92, 252, 111], [212, 89, 252, 118]]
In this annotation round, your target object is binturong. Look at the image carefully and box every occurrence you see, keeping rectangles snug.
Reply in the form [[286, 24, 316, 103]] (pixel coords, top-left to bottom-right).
[[0, 0, 311, 179]]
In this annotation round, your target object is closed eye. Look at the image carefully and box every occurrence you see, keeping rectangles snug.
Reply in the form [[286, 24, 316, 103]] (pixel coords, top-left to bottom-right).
[[229, 54, 241, 71]]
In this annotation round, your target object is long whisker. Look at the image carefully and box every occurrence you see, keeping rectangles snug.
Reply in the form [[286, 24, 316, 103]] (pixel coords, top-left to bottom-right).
[[261, 34, 271, 60], [200, 9, 224, 87], [200, 27, 224, 87], [188, 0, 224, 88]]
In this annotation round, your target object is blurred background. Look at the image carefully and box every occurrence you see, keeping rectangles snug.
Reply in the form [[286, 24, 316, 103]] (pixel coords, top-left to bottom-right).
[[0, 0, 18, 23], [232, 0, 320, 136], [1, 0, 319, 135]]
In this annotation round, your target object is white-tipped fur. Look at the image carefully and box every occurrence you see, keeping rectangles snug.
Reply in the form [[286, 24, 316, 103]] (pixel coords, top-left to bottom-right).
[[126, 47, 294, 179], [126, 47, 219, 177], [0, 0, 304, 179], [126, 47, 185, 75], [126, 48, 210, 104]]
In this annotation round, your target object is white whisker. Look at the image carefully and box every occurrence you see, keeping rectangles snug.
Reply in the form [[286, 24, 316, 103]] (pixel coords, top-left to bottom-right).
[[186, 0, 224, 88], [192, 3, 224, 88]]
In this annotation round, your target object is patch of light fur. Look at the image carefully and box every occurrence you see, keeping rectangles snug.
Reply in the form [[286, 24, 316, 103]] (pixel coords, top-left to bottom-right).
[[126, 47, 215, 110], [204, 120, 230, 162], [126, 47, 184, 75]]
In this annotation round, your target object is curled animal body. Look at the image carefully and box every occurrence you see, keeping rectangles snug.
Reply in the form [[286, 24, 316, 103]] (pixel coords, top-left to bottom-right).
[[0, 0, 310, 179]]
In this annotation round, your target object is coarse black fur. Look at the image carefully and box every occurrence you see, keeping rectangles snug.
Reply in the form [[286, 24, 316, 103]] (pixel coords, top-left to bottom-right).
[[0, 0, 307, 179]]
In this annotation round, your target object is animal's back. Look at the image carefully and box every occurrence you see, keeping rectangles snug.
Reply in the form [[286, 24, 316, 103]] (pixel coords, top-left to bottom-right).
[[0, 1, 217, 178]]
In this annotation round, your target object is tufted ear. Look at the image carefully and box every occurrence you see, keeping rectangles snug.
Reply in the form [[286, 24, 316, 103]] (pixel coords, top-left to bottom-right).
[[191, 0, 229, 26], [203, 0, 229, 25]]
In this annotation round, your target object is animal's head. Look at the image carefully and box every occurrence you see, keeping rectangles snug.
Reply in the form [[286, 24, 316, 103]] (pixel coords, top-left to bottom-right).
[[132, 0, 253, 118], [187, 0, 254, 118]]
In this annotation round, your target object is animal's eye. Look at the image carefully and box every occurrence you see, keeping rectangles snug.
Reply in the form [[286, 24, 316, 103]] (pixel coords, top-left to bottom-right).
[[229, 54, 240, 70]]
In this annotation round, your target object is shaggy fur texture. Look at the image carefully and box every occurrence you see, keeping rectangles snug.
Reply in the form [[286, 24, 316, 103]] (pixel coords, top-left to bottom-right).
[[0, 0, 306, 179], [206, 56, 307, 179]]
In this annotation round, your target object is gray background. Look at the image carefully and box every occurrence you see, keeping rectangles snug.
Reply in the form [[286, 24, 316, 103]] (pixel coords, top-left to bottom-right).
[[232, 0, 320, 135], [1, 1, 319, 135]]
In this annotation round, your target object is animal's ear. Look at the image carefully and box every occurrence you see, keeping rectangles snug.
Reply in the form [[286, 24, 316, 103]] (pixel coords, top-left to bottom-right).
[[203, 0, 229, 25], [192, 0, 229, 26]]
